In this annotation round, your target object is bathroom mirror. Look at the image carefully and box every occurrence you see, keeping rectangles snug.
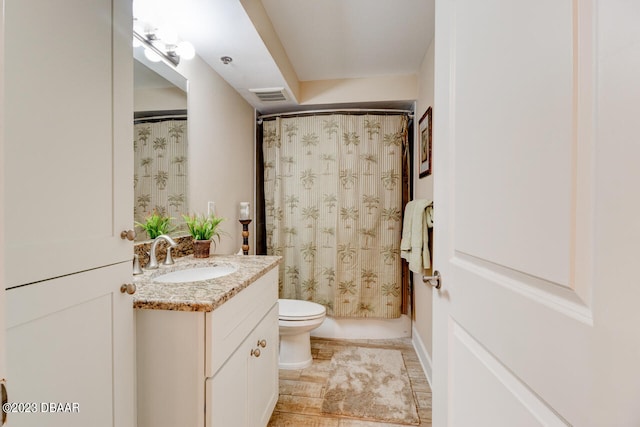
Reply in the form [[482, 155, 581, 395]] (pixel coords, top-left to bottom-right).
[[133, 48, 189, 241]]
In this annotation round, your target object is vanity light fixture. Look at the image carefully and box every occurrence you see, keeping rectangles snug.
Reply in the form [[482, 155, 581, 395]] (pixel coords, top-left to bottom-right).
[[133, 21, 195, 66]]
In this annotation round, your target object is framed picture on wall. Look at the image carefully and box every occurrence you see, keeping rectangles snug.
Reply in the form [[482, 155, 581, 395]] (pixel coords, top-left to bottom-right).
[[418, 107, 432, 178]]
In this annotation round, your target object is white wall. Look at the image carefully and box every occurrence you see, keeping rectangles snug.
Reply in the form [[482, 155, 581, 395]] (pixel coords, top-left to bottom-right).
[[177, 55, 256, 255], [412, 39, 435, 381]]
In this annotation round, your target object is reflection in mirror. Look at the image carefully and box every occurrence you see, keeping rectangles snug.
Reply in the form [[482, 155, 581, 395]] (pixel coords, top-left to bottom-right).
[[133, 53, 188, 242]]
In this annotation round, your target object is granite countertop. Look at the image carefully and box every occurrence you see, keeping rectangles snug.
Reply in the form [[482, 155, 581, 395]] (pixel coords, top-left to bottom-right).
[[132, 254, 281, 312]]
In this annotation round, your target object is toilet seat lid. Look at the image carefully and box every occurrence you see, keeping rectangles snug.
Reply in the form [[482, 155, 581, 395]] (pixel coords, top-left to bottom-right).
[[279, 299, 326, 320]]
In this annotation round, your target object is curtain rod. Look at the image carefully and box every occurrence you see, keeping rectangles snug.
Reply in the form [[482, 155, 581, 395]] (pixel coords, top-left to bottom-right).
[[135, 109, 187, 119], [257, 108, 414, 121]]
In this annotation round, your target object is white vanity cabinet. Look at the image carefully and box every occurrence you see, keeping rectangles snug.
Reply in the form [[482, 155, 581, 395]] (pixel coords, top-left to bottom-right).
[[207, 305, 278, 427], [136, 267, 279, 427]]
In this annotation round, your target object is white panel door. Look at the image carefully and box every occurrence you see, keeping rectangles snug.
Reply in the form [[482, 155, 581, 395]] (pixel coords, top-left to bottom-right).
[[248, 305, 279, 427], [4, 0, 133, 288], [207, 348, 250, 427], [432, 0, 640, 425], [5, 263, 135, 427]]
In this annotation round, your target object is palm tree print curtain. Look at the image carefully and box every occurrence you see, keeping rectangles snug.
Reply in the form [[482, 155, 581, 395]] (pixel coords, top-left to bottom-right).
[[134, 118, 188, 240], [263, 114, 407, 318]]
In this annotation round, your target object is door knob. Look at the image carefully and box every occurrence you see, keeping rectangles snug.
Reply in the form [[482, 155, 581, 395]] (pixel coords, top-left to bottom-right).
[[257, 339, 267, 348], [120, 283, 137, 295], [251, 348, 261, 358], [120, 230, 136, 241], [422, 270, 442, 289]]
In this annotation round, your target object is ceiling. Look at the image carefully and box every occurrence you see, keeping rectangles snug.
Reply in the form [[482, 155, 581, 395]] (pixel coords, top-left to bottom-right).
[[262, 0, 434, 81], [134, 0, 435, 114]]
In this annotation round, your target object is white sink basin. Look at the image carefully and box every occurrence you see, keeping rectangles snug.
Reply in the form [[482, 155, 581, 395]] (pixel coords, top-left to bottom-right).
[[154, 264, 237, 283]]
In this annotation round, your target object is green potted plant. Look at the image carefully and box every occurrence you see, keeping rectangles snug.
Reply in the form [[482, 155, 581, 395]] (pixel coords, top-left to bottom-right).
[[182, 213, 226, 258], [135, 211, 175, 240]]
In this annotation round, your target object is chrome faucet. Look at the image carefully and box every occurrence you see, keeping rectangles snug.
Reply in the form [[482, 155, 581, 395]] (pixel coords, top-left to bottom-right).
[[146, 234, 178, 270], [133, 254, 143, 275]]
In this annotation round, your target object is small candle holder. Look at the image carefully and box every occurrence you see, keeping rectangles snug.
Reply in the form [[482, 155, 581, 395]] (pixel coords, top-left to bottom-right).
[[239, 219, 252, 255]]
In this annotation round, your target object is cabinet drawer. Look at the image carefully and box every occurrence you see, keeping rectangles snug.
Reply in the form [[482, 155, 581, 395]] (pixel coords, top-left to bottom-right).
[[206, 268, 278, 376]]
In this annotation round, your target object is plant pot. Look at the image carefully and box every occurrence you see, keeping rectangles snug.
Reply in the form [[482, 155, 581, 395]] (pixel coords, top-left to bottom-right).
[[192, 239, 211, 258]]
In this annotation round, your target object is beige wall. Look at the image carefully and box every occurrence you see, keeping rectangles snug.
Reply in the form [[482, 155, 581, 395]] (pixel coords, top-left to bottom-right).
[[177, 55, 256, 255], [412, 39, 435, 378], [300, 75, 417, 105], [134, 87, 187, 112]]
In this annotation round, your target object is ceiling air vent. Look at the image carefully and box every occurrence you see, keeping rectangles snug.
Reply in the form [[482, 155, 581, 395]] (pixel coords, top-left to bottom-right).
[[249, 87, 288, 102]]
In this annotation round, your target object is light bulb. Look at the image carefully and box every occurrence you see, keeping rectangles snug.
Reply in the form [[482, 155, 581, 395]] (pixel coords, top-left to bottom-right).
[[176, 41, 195, 60], [143, 47, 162, 63], [156, 27, 178, 45]]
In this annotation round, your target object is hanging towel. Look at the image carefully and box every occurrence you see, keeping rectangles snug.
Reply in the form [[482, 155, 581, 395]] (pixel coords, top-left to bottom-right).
[[400, 199, 433, 273]]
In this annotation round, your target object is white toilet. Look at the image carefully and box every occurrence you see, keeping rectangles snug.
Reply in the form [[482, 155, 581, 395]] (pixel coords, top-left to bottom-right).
[[278, 299, 327, 370]]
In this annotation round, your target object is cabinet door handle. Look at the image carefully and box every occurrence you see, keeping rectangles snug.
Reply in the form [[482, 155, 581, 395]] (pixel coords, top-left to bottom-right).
[[120, 230, 136, 241], [251, 348, 261, 358], [120, 283, 137, 295], [1, 380, 7, 425], [257, 339, 267, 348]]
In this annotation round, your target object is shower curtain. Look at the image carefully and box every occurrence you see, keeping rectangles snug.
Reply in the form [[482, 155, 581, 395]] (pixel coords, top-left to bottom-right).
[[263, 113, 408, 318], [134, 115, 188, 240]]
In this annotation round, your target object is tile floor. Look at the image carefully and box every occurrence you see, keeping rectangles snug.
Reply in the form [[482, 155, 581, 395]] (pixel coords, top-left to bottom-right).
[[268, 337, 432, 426]]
